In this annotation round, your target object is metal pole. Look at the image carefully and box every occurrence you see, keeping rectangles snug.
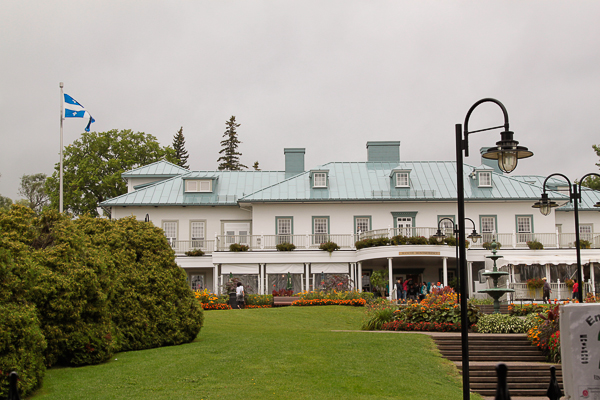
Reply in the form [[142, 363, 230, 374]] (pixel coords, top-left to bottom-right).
[[456, 123, 471, 400], [573, 183, 583, 302], [59, 82, 64, 213]]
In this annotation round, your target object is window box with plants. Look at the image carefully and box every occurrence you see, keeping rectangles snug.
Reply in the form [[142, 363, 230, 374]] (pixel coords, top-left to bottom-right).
[[526, 240, 544, 250], [319, 241, 340, 253], [229, 243, 249, 252], [276, 242, 296, 251]]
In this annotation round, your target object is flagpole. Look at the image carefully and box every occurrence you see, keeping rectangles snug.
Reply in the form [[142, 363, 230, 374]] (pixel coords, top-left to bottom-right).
[[59, 82, 64, 213]]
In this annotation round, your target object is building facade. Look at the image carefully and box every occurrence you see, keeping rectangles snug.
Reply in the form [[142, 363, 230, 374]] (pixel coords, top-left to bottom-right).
[[101, 142, 600, 300]]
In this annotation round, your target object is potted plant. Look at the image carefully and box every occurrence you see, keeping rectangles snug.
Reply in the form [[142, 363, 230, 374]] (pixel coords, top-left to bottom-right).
[[185, 249, 205, 256], [276, 242, 296, 251], [319, 241, 340, 253], [527, 240, 544, 250], [578, 240, 592, 249], [482, 241, 502, 250], [229, 243, 250, 252]]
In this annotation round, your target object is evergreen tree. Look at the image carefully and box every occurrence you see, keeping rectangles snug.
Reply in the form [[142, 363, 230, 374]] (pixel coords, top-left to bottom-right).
[[217, 116, 247, 170], [253, 161, 260, 171], [172, 127, 189, 169]]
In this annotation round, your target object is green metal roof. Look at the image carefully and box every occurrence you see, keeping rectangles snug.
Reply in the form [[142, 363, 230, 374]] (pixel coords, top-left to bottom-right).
[[239, 162, 552, 202], [121, 160, 189, 178], [101, 170, 286, 206]]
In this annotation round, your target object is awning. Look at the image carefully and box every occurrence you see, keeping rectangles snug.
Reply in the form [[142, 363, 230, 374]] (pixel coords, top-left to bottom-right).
[[266, 264, 305, 274], [220, 264, 259, 274], [497, 255, 600, 266], [310, 263, 349, 274]]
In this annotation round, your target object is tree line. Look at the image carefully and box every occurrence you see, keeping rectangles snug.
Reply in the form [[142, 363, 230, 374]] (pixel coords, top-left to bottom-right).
[[0, 116, 260, 216]]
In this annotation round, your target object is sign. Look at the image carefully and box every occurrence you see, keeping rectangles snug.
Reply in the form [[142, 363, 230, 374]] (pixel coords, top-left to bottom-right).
[[560, 304, 600, 399], [398, 251, 441, 256]]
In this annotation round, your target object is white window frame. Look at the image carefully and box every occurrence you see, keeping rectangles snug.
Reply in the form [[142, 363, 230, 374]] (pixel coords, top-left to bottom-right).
[[580, 224, 593, 242], [516, 216, 532, 243], [313, 217, 329, 244], [185, 179, 212, 192], [223, 221, 251, 244], [277, 217, 293, 244], [397, 217, 413, 236], [478, 171, 492, 187], [162, 220, 178, 248], [480, 216, 496, 242], [313, 172, 327, 188], [355, 217, 370, 234], [190, 220, 206, 249], [395, 172, 409, 188]]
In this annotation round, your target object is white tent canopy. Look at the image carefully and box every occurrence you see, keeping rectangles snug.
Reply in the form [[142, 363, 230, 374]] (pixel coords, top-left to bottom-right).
[[497, 255, 600, 266], [310, 263, 349, 274], [220, 264, 259, 274], [266, 264, 305, 273]]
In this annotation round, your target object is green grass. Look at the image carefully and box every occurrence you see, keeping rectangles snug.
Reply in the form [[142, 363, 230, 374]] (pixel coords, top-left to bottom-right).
[[31, 306, 482, 399]]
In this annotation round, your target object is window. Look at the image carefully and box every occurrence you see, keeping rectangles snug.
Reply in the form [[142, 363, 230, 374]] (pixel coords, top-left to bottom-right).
[[438, 216, 455, 237], [580, 224, 593, 242], [190, 221, 205, 248], [313, 217, 329, 244], [189, 274, 205, 291], [223, 222, 250, 244], [355, 216, 371, 234], [478, 171, 492, 187], [162, 221, 178, 248], [480, 216, 497, 242], [313, 172, 327, 188], [185, 179, 212, 192], [395, 172, 409, 187], [516, 216, 532, 243], [276, 217, 293, 244], [397, 217, 413, 236]]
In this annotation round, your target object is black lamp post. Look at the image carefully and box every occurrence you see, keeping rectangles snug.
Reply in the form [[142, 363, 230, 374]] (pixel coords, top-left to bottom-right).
[[456, 98, 533, 400], [532, 173, 600, 303]]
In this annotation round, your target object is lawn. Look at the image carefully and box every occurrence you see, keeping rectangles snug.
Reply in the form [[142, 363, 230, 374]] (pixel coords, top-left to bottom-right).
[[31, 306, 482, 399]]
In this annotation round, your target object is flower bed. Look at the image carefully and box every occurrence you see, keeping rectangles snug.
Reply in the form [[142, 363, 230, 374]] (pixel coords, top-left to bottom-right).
[[381, 320, 460, 332], [292, 298, 366, 307], [201, 303, 232, 310]]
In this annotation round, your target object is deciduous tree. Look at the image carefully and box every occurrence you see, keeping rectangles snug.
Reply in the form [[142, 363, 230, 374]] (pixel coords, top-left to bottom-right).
[[18, 173, 49, 213], [581, 145, 600, 190], [45, 129, 176, 216]]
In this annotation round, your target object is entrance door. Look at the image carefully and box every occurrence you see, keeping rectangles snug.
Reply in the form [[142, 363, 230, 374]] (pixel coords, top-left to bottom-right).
[[224, 222, 250, 244]]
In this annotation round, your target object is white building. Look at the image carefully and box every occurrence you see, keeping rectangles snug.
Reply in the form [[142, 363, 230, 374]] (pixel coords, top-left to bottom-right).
[[101, 141, 600, 300]]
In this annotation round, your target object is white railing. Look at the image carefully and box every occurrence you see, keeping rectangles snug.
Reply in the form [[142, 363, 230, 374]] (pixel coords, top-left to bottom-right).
[[509, 282, 592, 301], [171, 240, 215, 254], [202, 228, 600, 252]]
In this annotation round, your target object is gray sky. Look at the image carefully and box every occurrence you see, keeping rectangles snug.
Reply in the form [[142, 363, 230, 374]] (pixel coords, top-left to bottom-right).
[[1, 1, 600, 201]]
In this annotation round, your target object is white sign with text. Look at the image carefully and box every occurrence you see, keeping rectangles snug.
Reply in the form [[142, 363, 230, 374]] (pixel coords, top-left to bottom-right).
[[560, 303, 600, 399]]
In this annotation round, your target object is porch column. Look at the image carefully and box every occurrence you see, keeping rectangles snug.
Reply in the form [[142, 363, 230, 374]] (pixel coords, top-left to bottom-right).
[[218, 264, 222, 295], [467, 261, 473, 298], [349, 263, 355, 291], [259, 264, 264, 295], [545, 264, 551, 280], [305, 263, 310, 293], [388, 258, 393, 300], [443, 257, 448, 287], [213, 264, 219, 294], [590, 262, 596, 296], [358, 262, 362, 292]]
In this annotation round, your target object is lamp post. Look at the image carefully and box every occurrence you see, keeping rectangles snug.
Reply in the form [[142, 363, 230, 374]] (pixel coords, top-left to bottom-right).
[[456, 98, 533, 400], [532, 173, 600, 303], [433, 218, 481, 295]]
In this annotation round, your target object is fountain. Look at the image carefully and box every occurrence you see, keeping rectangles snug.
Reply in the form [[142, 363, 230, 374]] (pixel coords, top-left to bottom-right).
[[478, 240, 514, 314]]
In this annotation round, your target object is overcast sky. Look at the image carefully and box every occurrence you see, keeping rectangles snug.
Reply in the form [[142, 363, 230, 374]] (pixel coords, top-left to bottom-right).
[[1, 1, 599, 201]]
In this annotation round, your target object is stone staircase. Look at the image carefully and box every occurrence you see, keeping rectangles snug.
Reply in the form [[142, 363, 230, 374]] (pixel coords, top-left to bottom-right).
[[432, 333, 563, 397]]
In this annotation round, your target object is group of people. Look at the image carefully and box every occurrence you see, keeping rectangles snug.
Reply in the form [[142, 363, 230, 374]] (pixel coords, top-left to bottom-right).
[[395, 278, 444, 302], [541, 277, 579, 304]]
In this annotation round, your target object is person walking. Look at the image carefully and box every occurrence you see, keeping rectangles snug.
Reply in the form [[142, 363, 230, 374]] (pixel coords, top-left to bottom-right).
[[542, 277, 551, 304], [236, 282, 245, 309], [395, 278, 404, 302], [419, 282, 427, 301], [402, 278, 409, 301], [572, 279, 579, 301]]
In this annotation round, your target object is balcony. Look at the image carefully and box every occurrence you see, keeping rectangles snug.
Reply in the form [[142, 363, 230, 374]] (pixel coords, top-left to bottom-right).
[[168, 228, 600, 255]]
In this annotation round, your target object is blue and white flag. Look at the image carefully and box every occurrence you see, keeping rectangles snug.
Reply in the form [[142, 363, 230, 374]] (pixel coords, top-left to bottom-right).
[[64, 93, 95, 132]]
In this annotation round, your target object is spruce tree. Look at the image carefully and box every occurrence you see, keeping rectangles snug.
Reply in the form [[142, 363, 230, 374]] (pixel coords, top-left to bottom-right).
[[217, 116, 247, 170], [172, 127, 189, 169]]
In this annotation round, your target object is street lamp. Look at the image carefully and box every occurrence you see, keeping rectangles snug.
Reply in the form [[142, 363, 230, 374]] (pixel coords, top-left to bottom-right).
[[532, 173, 600, 302], [456, 98, 532, 400]]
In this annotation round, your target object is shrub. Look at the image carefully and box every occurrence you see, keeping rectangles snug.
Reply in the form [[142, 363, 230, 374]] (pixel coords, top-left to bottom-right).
[[578, 239, 591, 249], [475, 314, 534, 333], [407, 236, 428, 245], [527, 240, 544, 250], [319, 241, 340, 253], [229, 243, 249, 252], [482, 241, 502, 250], [272, 289, 294, 297], [361, 303, 398, 330], [185, 249, 205, 256], [276, 242, 296, 251], [509, 303, 551, 316], [565, 279, 574, 289], [246, 294, 273, 306], [428, 236, 440, 245], [391, 235, 408, 245], [527, 305, 560, 362], [381, 320, 459, 332], [527, 278, 545, 290]]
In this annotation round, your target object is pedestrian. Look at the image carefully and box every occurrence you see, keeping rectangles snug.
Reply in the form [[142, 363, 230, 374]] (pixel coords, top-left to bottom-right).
[[572, 279, 579, 300], [402, 278, 410, 300], [236, 282, 245, 309], [395, 278, 404, 302], [419, 282, 427, 301], [542, 277, 551, 304]]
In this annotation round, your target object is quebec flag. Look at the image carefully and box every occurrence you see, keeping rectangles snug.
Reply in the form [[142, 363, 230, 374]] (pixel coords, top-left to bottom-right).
[[64, 93, 95, 132]]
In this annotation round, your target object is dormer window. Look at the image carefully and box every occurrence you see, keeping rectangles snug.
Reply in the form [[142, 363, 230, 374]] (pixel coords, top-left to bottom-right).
[[390, 168, 411, 188], [185, 179, 212, 192], [311, 170, 328, 188], [395, 172, 409, 187], [478, 171, 492, 187]]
